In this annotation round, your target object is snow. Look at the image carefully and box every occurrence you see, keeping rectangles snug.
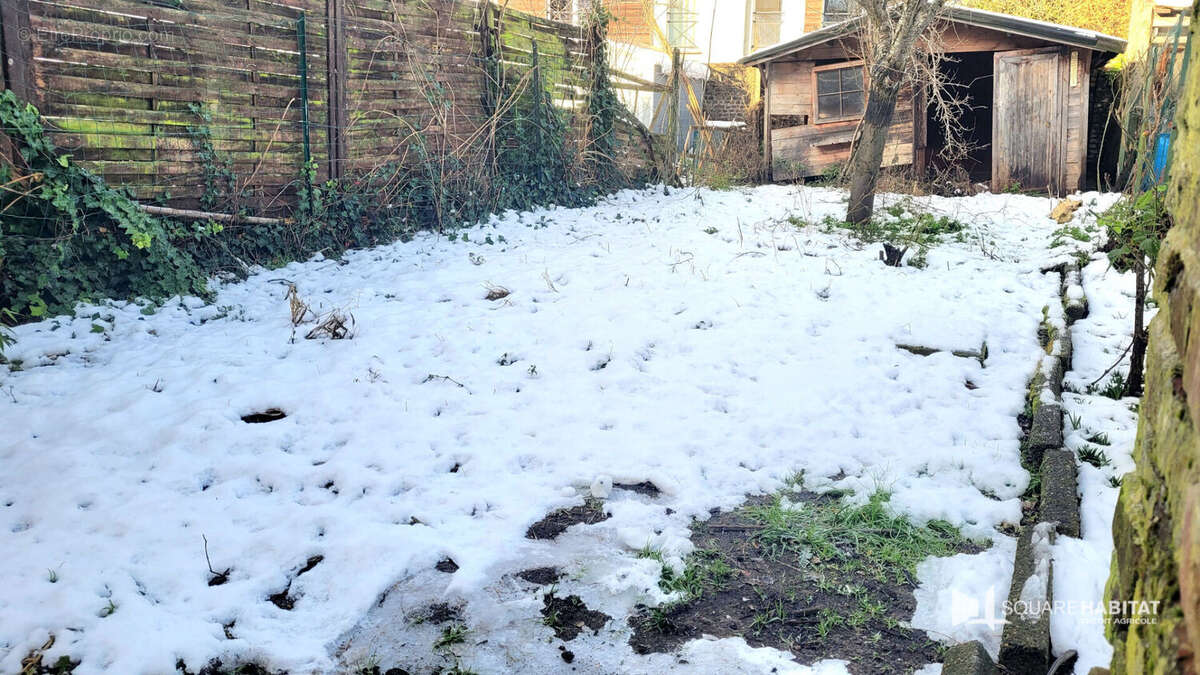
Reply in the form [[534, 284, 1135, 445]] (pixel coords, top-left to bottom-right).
[[0, 185, 1123, 673], [1051, 253, 1147, 673], [911, 536, 1017, 657], [1017, 523, 1056, 618]]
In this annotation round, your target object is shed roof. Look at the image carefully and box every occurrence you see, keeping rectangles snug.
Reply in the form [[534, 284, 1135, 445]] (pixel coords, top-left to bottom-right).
[[739, 5, 1126, 65]]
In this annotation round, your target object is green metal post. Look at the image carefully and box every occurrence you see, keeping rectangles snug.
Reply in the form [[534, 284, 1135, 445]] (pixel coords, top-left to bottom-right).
[[297, 12, 313, 193]]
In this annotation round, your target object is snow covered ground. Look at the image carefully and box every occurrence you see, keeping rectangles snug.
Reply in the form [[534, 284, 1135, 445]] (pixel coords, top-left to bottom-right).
[[0, 185, 1127, 674]]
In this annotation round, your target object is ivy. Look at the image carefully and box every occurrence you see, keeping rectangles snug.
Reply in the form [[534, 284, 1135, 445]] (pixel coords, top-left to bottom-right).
[[584, 5, 623, 189], [494, 40, 582, 211], [1101, 185, 1170, 273], [0, 90, 208, 321], [186, 103, 239, 212]]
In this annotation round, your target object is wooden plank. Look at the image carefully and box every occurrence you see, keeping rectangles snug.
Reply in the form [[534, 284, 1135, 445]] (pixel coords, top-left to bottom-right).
[[1, 0, 37, 105], [327, 0, 347, 180], [27, 10, 326, 55], [1055, 46, 1068, 195], [770, 94, 914, 179], [33, 0, 307, 35], [28, 0, 331, 42], [34, 44, 321, 83], [1069, 49, 1091, 190]]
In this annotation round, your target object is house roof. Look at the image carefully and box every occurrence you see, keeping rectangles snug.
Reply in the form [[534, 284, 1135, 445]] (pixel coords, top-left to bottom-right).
[[739, 5, 1127, 66]]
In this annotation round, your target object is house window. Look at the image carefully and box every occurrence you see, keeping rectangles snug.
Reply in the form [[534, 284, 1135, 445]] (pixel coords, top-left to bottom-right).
[[667, 0, 698, 51], [814, 62, 865, 122], [750, 0, 782, 51], [822, 0, 852, 25]]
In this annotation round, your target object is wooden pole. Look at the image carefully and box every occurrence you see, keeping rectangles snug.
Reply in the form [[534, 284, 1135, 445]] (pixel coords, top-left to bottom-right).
[[0, 0, 35, 105], [297, 12, 312, 180], [141, 205, 287, 226], [762, 63, 772, 180], [326, 0, 347, 182], [668, 48, 681, 174], [0, 0, 35, 166]]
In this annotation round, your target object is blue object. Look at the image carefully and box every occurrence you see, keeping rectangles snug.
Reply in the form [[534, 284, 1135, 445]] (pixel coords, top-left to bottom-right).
[[1151, 132, 1172, 184]]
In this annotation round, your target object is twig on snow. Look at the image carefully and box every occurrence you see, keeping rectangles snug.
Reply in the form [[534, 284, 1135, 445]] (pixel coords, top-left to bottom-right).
[[1088, 341, 1134, 388]]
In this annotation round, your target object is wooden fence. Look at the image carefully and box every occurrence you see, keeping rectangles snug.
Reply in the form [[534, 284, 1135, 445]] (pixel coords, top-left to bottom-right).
[[0, 0, 658, 215]]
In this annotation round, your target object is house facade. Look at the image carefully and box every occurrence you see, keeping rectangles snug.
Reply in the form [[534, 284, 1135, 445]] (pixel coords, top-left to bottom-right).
[[1126, 0, 1192, 56], [504, 0, 862, 60]]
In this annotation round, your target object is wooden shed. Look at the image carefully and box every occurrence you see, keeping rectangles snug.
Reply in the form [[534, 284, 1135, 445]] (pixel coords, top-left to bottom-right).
[[740, 7, 1126, 195]]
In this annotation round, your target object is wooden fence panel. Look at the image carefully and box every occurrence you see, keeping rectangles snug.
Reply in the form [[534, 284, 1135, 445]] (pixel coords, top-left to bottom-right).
[[2, 0, 658, 215], [19, 0, 329, 213], [340, 0, 488, 174]]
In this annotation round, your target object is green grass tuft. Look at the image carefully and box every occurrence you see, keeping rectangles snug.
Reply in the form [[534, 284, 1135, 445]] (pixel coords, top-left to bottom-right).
[[656, 548, 733, 600], [1078, 445, 1111, 468], [744, 491, 969, 584], [434, 623, 468, 650]]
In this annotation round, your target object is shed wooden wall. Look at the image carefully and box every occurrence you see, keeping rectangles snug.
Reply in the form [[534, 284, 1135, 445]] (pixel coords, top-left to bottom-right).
[[766, 59, 913, 180], [1065, 49, 1093, 191], [760, 22, 1098, 193]]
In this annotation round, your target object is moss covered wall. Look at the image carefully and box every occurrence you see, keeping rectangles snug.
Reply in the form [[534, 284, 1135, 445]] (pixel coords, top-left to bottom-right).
[[1106, 2, 1200, 672]]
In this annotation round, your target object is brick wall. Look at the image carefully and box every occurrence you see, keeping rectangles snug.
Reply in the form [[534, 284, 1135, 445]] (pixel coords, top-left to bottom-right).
[[503, 0, 654, 48], [504, 0, 548, 15], [703, 64, 754, 123], [606, 1, 654, 48]]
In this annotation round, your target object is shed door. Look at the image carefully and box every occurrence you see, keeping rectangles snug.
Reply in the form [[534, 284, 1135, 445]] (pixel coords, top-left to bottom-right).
[[992, 48, 1065, 195]]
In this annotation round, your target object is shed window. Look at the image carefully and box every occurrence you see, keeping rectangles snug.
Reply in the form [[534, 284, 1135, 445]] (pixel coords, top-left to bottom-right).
[[814, 63, 865, 122]]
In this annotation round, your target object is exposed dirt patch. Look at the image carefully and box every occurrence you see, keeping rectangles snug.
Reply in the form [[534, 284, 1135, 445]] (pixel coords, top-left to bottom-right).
[[526, 499, 610, 540], [416, 602, 463, 625], [541, 593, 610, 641], [628, 491, 978, 673], [355, 668, 410, 675], [484, 284, 511, 301], [267, 555, 324, 610], [615, 481, 661, 498], [241, 408, 286, 424], [517, 566, 563, 585], [267, 588, 294, 610], [179, 660, 284, 675], [297, 555, 323, 575]]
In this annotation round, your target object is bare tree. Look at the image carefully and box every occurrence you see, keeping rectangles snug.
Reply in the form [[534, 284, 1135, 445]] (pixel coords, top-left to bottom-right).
[[843, 0, 949, 225]]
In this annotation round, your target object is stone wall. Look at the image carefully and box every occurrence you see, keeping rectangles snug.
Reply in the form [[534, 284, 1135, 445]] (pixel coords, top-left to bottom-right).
[[1105, 2, 1200, 672], [702, 64, 755, 123]]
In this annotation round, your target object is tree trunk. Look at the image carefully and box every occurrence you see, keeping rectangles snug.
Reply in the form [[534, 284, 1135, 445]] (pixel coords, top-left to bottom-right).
[[846, 82, 901, 225], [1124, 262, 1148, 397]]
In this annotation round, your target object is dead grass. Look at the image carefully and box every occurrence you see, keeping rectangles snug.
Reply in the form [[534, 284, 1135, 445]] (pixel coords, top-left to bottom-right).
[[305, 311, 355, 340], [483, 283, 511, 301], [282, 283, 355, 340], [286, 283, 313, 326], [691, 103, 764, 190]]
